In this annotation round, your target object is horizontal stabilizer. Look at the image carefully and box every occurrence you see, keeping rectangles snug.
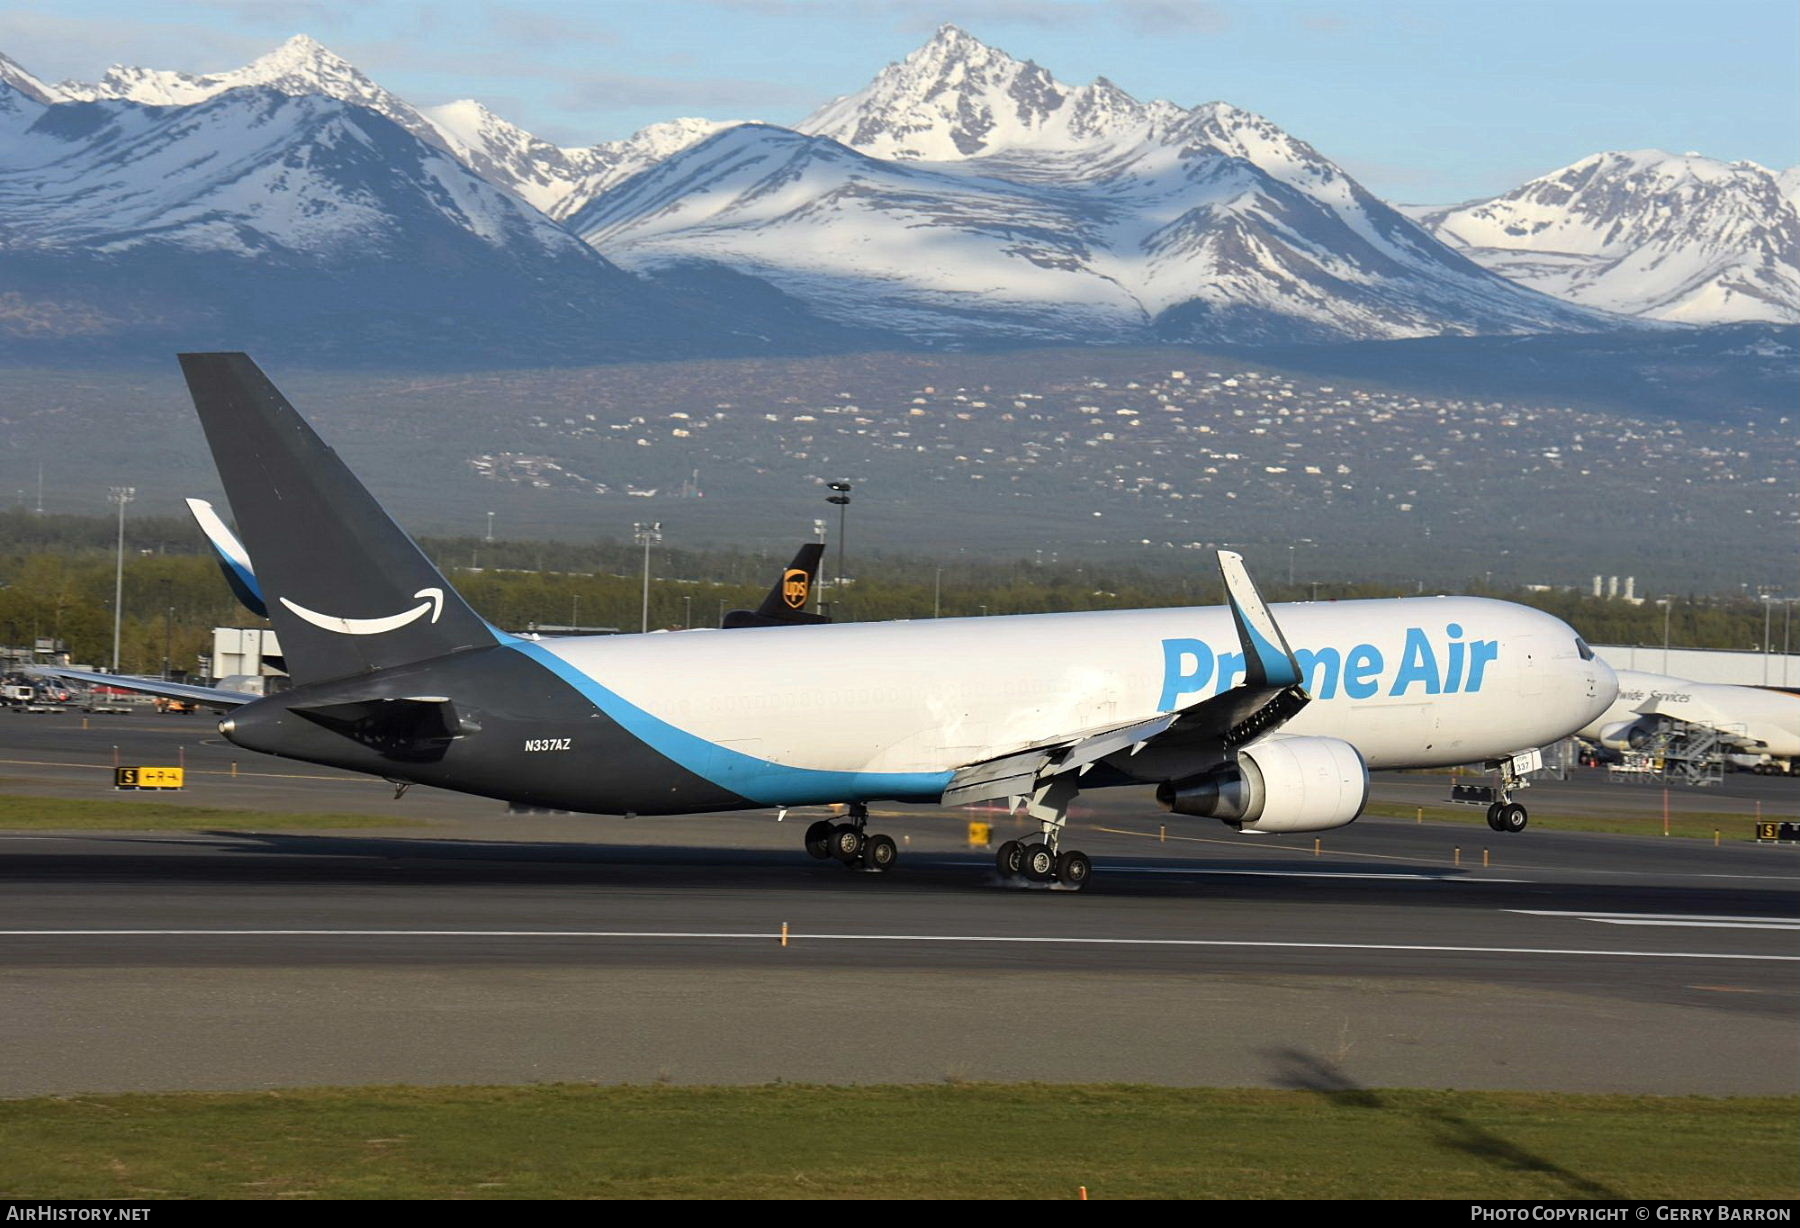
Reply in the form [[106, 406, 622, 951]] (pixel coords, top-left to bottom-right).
[[31, 668, 258, 708]]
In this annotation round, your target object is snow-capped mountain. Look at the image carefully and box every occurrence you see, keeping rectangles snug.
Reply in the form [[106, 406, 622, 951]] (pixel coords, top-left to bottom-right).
[[50, 34, 450, 152], [547, 117, 734, 220], [423, 101, 729, 219], [0, 77, 726, 363], [0, 50, 56, 104], [36, 34, 729, 219], [8, 25, 1792, 357], [799, 24, 1185, 160], [576, 26, 1606, 345], [0, 88, 588, 260], [1414, 151, 1800, 324], [1780, 166, 1800, 211]]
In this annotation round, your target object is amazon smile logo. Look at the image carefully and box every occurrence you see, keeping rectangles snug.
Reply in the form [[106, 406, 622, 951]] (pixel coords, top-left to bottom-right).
[[280, 588, 444, 636]]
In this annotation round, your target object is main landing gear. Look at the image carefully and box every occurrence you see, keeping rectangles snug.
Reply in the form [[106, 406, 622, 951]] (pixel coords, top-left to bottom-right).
[[994, 777, 1093, 891], [803, 803, 898, 873]]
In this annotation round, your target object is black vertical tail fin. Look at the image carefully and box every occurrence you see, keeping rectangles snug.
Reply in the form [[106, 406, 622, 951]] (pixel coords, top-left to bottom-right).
[[179, 353, 494, 684], [722, 541, 830, 629]]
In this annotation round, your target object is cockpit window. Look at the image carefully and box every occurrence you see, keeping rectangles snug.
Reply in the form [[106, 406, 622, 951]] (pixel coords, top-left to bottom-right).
[[1575, 638, 1595, 661]]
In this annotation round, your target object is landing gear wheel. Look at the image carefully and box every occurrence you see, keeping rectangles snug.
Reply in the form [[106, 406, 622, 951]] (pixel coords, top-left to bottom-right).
[[829, 823, 865, 862], [1022, 842, 1057, 883], [804, 819, 836, 859], [863, 833, 897, 873], [1500, 803, 1528, 833], [1485, 803, 1506, 832], [1055, 850, 1092, 890], [996, 840, 1024, 878]]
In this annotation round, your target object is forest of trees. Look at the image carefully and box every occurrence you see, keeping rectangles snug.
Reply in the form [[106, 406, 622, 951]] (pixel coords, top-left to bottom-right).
[[0, 509, 1785, 678]]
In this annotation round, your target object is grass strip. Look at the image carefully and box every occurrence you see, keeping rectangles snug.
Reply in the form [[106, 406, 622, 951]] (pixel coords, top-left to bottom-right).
[[0, 1084, 1792, 1200], [0, 793, 425, 832]]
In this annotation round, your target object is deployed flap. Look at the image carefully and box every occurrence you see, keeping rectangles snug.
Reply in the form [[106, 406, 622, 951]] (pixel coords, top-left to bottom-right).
[[723, 542, 831, 629], [940, 549, 1310, 805], [941, 747, 1053, 807], [186, 497, 266, 618], [32, 668, 259, 708]]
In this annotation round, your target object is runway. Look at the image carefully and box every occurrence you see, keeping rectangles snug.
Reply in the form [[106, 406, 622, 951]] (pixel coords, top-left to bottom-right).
[[3, 812, 1795, 1098], [1, 710, 1796, 1098]]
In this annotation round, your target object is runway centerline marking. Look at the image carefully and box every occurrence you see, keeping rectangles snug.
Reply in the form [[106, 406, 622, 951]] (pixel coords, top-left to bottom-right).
[[939, 860, 1522, 882], [1590, 920, 1800, 931], [1103, 865, 1528, 882], [0, 930, 1792, 962], [1510, 909, 1800, 930]]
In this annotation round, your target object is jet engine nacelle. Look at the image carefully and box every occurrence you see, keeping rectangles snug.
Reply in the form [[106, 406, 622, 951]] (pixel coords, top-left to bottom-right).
[[1155, 735, 1368, 834], [1598, 716, 1661, 751]]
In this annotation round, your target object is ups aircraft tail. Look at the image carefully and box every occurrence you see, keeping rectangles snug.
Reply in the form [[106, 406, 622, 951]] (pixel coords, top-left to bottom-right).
[[722, 542, 830, 629], [179, 353, 494, 684]]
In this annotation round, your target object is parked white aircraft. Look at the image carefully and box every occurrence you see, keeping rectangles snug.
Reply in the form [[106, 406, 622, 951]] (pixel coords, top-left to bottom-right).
[[48, 354, 1619, 889], [1579, 669, 1800, 769]]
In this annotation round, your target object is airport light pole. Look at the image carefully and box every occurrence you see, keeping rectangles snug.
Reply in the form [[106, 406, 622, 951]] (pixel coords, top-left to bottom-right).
[[634, 521, 661, 633], [1762, 594, 1774, 685], [161, 579, 173, 681], [812, 518, 827, 615], [1785, 599, 1793, 688], [485, 510, 494, 543], [109, 486, 134, 672], [826, 482, 851, 619]]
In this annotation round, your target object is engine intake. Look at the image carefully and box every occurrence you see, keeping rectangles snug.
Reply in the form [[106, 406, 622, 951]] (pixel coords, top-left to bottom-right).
[[1599, 716, 1662, 751], [1157, 735, 1368, 833]]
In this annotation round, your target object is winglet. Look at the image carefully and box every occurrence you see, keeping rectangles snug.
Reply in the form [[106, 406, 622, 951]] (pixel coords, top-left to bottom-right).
[[1217, 550, 1302, 689], [186, 497, 267, 618]]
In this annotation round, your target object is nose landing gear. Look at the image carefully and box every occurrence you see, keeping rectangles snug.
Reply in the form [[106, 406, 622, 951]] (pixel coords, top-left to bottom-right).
[[1486, 801, 1528, 833]]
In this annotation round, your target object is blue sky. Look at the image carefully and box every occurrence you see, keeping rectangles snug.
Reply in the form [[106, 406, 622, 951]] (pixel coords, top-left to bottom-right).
[[3, 0, 1794, 202]]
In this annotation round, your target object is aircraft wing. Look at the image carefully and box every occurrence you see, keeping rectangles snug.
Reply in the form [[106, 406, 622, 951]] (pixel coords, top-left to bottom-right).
[[942, 550, 1308, 805], [1631, 695, 1766, 750], [32, 668, 260, 709]]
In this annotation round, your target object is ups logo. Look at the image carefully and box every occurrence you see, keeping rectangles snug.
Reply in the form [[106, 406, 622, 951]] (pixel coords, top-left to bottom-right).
[[782, 568, 810, 609]]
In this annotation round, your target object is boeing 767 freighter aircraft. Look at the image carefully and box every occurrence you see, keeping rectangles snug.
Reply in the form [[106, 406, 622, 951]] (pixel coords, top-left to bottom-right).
[[51, 354, 1616, 890]]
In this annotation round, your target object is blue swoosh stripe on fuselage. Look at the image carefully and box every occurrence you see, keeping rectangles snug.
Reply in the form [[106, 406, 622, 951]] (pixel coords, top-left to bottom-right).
[[500, 635, 954, 806]]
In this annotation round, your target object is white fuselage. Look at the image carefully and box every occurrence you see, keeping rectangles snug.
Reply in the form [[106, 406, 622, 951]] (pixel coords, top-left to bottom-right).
[[539, 596, 1614, 789], [1580, 669, 1800, 757]]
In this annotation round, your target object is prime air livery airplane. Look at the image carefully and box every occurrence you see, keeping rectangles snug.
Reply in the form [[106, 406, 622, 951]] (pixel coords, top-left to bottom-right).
[[53, 354, 1617, 890]]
